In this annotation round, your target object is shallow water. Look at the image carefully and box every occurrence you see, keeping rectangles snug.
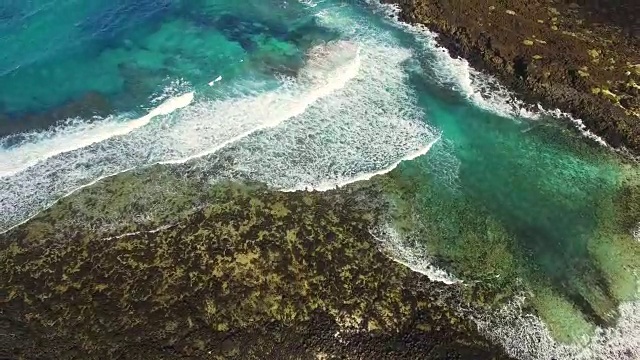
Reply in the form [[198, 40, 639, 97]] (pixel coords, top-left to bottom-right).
[[0, 0, 638, 358]]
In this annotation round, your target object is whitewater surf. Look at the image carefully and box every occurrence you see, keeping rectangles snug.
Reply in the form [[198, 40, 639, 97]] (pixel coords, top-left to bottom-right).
[[0, 1, 638, 359]]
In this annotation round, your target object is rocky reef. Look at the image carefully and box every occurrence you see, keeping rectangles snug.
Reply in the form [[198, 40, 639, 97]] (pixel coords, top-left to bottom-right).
[[385, 0, 640, 153], [0, 166, 512, 359]]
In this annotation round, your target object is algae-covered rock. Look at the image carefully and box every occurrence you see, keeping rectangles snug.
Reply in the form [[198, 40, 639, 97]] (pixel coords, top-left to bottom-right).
[[383, 0, 640, 153], [0, 167, 511, 360]]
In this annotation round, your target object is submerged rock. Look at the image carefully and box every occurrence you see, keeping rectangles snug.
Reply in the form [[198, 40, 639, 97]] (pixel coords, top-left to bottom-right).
[[0, 91, 113, 139]]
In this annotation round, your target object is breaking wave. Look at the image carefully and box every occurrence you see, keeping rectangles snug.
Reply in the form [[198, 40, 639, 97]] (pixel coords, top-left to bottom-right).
[[370, 224, 462, 285], [0, 21, 440, 232], [200, 17, 441, 191], [474, 294, 640, 360], [0, 92, 194, 178], [0, 40, 363, 231]]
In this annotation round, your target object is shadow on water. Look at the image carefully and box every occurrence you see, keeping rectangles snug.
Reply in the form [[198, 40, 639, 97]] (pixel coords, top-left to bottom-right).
[[0, 4, 22, 23], [78, 0, 176, 41]]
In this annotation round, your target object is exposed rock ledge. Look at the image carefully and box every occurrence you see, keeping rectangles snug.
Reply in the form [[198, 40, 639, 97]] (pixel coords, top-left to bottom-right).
[[384, 0, 640, 153]]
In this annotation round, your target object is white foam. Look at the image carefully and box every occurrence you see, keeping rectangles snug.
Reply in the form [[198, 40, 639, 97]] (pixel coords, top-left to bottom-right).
[[160, 41, 362, 166], [0, 40, 367, 232], [474, 294, 640, 360], [540, 106, 610, 147], [367, 1, 539, 120], [189, 12, 439, 192], [426, 40, 541, 120], [0, 165, 140, 235], [0, 92, 194, 178], [102, 224, 176, 241], [283, 136, 440, 192], [298, 0, 319, 8], [633, 224, 640, 243], [370, 223, 462, 285], [208, 76, 222, 86]]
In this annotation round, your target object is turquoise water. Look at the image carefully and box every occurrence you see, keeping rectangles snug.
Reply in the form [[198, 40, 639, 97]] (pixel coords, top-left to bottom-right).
[[0, 0, 639, 357], [0, 0, 335, 128]]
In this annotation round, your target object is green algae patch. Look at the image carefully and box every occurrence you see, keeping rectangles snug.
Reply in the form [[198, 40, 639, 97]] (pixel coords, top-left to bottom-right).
[[530, 286, 596, 344], [0, 168, 509, 359]]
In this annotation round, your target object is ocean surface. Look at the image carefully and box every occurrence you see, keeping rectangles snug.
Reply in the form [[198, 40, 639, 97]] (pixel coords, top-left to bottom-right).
[[0, 0, 639, 359]]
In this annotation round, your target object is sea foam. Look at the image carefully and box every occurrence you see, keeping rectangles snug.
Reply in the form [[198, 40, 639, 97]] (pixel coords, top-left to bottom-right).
[[192, 5, 439, 191], [0, 41, 361, 231], [282, 136, 440, 192], [0, 92, 194, 178], [160, 41, 363, 166], [370, 224, 462, 285], [474, 294, 640, 360], [1, 2, 443, 233]]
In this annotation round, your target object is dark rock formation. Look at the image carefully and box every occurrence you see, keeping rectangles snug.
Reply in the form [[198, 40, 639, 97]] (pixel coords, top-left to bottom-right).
[[384, 0, 640, 153], [0, 169, 513, 359]]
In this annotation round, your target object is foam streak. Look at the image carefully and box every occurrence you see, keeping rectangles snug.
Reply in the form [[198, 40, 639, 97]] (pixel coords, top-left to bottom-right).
[[370, 224, 462, 285], [0, 41, 363, 231], [284, 136, 440, 192], [0, 92, 194, 178]]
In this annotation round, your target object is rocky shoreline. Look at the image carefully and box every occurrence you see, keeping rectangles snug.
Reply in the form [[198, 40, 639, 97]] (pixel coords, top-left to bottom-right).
[[0, 168, 513, 359], [3, 2, 640, 359], [384, 0, 640, 154]]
